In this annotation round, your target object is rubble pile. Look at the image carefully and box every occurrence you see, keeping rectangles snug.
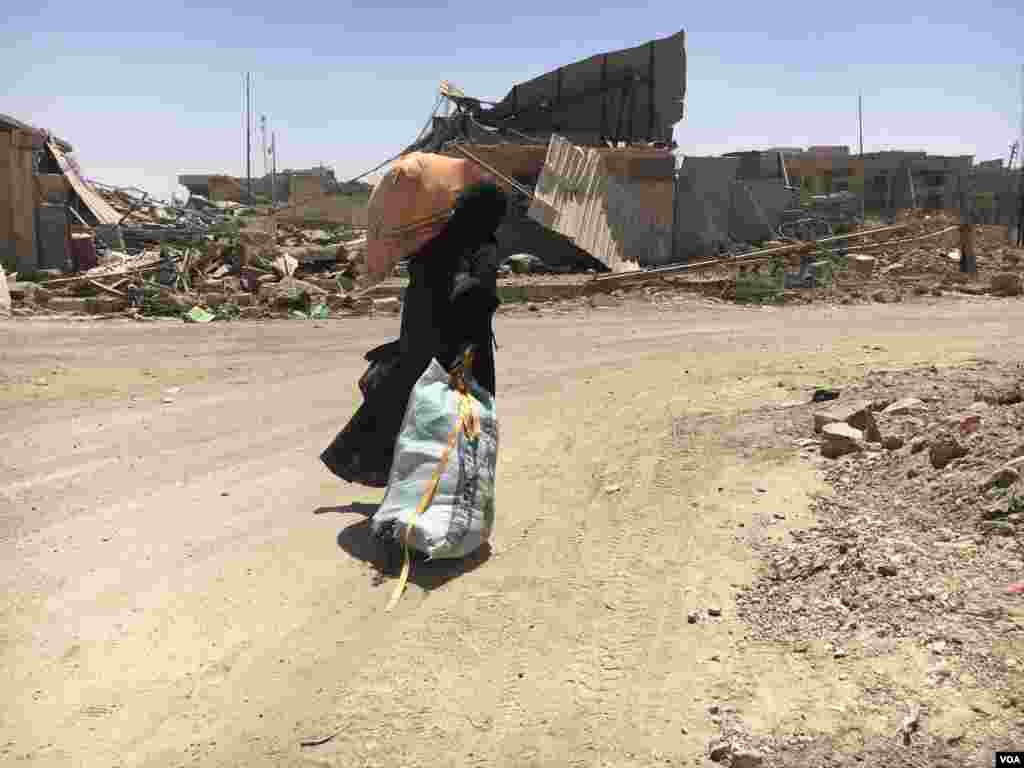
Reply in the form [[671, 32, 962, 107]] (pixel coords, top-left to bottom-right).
[[730, 362, 1024, 761], [6, 207, 378, 321]]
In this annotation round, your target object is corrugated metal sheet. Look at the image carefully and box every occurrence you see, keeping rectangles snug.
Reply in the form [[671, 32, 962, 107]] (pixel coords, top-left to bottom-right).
[[527, 136, 672, 271], [47, 142, 120, 226]]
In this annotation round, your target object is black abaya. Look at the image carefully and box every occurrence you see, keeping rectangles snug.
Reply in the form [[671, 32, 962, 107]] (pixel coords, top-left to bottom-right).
[[320, 183, 505, 488]]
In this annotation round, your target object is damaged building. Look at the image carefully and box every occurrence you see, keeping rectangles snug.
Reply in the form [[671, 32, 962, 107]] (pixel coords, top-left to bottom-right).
[[395, 29, 686, 271], [0, 113, 122, 275]]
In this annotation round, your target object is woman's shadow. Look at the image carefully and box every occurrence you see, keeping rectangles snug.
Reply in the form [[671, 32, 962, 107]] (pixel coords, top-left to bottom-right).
[[314, 503, 491, 590]]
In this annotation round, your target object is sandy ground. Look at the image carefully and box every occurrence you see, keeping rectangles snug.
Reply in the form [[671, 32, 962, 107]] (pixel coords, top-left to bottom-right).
[[2, 295, 1023, 768]]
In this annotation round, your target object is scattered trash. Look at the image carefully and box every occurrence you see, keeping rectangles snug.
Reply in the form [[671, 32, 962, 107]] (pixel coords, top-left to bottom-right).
[[184, 306, 215, 324], [812, 388, 840, 403]]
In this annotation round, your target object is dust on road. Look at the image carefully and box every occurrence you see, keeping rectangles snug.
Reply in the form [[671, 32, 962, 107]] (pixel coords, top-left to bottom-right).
[[1, 295, 1022, 767]]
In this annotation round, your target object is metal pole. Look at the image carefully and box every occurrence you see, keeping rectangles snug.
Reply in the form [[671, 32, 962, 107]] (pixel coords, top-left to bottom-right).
[[245, 72, 252, 203], [271, 131, 277, 206], [858, 92, 865, 222]]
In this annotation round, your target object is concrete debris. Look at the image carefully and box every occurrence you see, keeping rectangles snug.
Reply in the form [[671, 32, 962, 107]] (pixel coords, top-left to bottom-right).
[[0, 269, 10, 318], [813, 399, 882, 443], [929, 433, 968, 469], [373, 297, 401, 314], [588, 294, 620, 309], [849, 254, 877, 276], [990, 273, 1022, 297], [708, 740, 732, 763], [731, 750, 765, 768], [882, 397, 926, 416], [821, 422, 864, 458]]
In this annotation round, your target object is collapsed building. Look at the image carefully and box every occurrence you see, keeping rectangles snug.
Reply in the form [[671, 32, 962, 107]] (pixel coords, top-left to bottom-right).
[[0, 113, 125, 275], [393, 29, 686, 271]]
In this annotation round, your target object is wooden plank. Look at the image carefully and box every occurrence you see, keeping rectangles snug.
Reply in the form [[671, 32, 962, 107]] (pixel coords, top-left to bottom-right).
[[0, 130, 14, 269], [11, 131, 38, 273], [89, 279, 127, 297], [47, 141, 120, 225]]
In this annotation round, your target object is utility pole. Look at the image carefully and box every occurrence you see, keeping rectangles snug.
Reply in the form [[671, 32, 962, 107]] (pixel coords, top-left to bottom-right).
[[260, 115, 268, 181], [270, 131, 277, 207], [858, 92, 865, 222], [245, 72, 252, 203], [1018, 64, 1024, 246]]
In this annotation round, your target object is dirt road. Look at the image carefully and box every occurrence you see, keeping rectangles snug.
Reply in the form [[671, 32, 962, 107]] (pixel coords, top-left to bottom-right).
[[2, 295, 1023, 767]]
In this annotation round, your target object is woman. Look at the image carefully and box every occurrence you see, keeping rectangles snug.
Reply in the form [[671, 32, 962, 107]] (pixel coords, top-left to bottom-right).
[[320, 181, 508, 488]]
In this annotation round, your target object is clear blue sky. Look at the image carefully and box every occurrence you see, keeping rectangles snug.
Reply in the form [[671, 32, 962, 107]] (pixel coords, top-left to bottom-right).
[[5, 0, 1022, 199]]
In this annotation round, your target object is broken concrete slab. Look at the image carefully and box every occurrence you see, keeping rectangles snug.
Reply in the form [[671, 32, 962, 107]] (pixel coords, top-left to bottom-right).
[[882, 397, 926, 416], [821, 422, 865, 458], [813, 399, 882, 442]]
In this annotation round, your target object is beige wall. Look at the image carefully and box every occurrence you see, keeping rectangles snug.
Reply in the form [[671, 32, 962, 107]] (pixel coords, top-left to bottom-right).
[[0, 128, 38, 272], [278, 193, 368, 227], [208, 175, 245, 202], [288, 175, 326, 204]]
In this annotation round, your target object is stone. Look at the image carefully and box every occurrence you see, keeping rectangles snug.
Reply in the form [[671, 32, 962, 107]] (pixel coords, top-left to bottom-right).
[[882, 397, 926, 416], [990, 272, 1023, 297], [813, 399, 882, 442], [909, 436, 929, 454], [929, 434, 968, 469], [708, 740, 732, 763], [202, 292, 227, 308], [46, 297, 89, 313], [821, 423, 864, 459], [982, 467, 1020, 491], [849, 254, 876, 276], [588, 293, 619, 309], [707, 607, 722, 617], [731, 750, 765, 768], [232, 293, 253, 308], [877, 562, 900, 577], [373, 297, 401, 314], [872, 290, 889, 303], [1012, 444, 1024, 460], [957, 414, 982, 435], [687, 610, 700, 624], [976, 383, 1023, 406], [882, 435, 905, 451]]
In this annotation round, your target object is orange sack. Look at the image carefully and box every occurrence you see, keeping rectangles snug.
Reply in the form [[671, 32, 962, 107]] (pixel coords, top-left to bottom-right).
[[365, 152, 495, 283]]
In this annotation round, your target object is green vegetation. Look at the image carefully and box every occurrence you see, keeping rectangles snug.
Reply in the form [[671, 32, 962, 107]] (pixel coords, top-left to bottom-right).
[[735, 268, 784, 305]]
